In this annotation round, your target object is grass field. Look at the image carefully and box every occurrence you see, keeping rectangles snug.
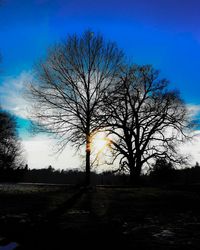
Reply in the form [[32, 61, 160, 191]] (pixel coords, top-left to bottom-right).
[[0, 184, 200, 249]]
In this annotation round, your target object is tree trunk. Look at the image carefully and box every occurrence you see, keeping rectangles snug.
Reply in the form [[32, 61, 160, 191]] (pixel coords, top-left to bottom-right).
[[85, 135, 91, 186], [130, 166, 135, 185], [129, 160, 142, 185]]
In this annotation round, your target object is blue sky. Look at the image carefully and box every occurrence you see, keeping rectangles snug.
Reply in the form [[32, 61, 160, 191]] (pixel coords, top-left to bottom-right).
[[1, 0, 200, 169]]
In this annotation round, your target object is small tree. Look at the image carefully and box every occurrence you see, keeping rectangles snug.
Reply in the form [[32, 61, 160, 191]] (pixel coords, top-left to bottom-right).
[[0, 108, 24, 170], [27, 30, 124, 185], [104, 65, 192, 184]]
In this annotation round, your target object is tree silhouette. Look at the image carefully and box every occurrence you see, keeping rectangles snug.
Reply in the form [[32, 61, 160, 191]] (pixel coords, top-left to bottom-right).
[[0, 108, 24, 170], [103, 65, 192, 184], [27, 30, 124, 185]]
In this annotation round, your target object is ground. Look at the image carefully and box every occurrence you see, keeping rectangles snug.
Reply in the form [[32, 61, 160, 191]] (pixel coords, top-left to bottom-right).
[[0, 184, 200, 249]]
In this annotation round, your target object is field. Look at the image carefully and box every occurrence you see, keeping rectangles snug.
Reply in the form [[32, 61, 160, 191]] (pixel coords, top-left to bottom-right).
[[0, 184, 200, 249]]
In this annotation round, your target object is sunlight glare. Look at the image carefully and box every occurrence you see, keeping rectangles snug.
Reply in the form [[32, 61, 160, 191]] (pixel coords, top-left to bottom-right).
[[92, 132, 110, 155]]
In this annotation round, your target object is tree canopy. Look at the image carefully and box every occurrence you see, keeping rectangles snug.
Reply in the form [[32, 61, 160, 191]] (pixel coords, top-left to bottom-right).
[[103, 65, 191, 183], [27, 30, 124, 185]]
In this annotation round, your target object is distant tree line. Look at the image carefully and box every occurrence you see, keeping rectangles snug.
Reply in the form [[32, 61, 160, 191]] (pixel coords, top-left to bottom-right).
[[1, 161, 200, 187], [0, 164, 128, 185], [148, 160, 200, 187]]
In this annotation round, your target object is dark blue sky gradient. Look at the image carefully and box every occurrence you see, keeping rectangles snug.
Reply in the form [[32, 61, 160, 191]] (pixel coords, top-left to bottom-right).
[[1, 0, 200, 110], [1, 0, 200, 168]]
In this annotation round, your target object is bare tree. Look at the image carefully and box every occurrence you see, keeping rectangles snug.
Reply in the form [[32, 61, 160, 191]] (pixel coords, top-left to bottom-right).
[[103, 65, 192, 184], [27, 30, 124, 185], [0, 108, 24, 169]]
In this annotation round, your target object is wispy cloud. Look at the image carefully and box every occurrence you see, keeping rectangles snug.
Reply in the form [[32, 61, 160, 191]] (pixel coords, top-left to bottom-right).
[[0, 71, 33, 119], [186, 104, 200, 118]]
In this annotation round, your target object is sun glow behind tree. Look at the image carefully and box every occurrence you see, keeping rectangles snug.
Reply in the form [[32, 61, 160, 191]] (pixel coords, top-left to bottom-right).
[[91, 131, 112, 166]]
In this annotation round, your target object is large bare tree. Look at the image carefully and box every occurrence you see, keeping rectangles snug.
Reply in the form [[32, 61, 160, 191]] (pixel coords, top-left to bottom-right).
[[103, 65, 192, 183], [27, 31, 124, 185]]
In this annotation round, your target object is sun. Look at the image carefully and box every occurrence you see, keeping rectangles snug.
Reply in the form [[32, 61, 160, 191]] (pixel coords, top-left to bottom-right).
[[91, 132, 110, 154], [93, 137, 107, 152], [90, 132, 112, 164]]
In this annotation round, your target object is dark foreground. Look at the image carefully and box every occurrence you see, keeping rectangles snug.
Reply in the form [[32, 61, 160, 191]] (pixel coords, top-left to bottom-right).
[[1, 184, 200, 249]]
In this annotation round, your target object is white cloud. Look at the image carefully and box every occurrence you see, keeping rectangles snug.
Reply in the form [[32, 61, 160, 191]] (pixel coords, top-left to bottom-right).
[[22, 134, 81, 170], [0, 71, 33, 118], [186, 104, 200, 118], [20, 133, 200, 170], [180, 131, 200, 165], [0, 71, 83, 170]]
